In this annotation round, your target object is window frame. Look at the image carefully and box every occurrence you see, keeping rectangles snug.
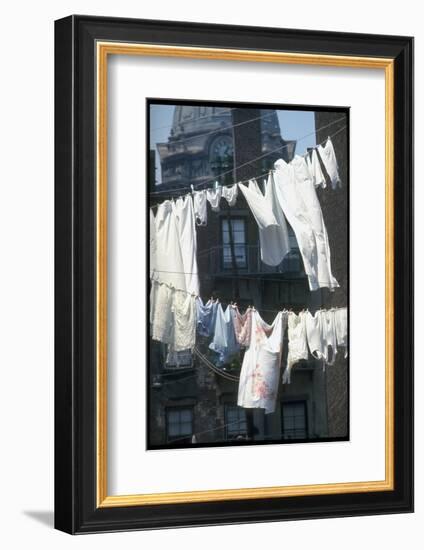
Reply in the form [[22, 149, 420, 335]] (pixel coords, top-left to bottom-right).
[[281, 400, 309, 440], [220, 216, 248, 271], [225, 404, 248, 440], [165, 406, 194, 444]]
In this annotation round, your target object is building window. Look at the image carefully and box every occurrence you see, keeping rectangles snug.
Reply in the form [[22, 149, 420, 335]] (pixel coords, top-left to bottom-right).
[[221, 218, 247, 269], [225, 405, 247, 440], [281, 401, 308, 440], [166, 407, 193, 444]]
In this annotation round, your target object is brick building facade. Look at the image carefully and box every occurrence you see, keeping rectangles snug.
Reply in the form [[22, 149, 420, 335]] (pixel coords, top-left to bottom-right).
[[148, 104, 348, 449]]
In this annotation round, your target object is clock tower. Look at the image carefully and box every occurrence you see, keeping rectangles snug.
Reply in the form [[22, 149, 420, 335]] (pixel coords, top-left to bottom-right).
[[156, 105, 295, 190]]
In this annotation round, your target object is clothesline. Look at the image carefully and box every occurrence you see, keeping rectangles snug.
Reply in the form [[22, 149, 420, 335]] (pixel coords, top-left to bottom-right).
[[149, 167, 270, 205], [193, 346, 240, 382], [150, 349, 240, 387], [150, 129, 345, 367], [150, 275, 280, 314], [149, 107, 238, 133], [151, 283, 348, 415], [150, 126, 344, 295], [150, 372, 198, 389], [152, 304, 348, 411], [150, 110, 278, 144], [150, 123, 346, 200], [154, 367, 193, 377], [150, 272, 344, 303], [150, 117, 347, 197], [151, 274, 346, 320], [152, 282, 339, 316], [167, 417, 246, 445], [202, 306, 347, 412], [150, 114, 349, 421]]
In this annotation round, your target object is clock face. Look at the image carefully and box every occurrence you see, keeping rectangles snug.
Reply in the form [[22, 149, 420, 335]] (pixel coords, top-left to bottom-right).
[[210, 135, 233, 162]]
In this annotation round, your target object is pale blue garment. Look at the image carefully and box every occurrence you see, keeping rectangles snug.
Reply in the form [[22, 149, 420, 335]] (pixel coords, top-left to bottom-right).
[[196, 297, 218, 337], [227, 306, 241, 358], [209, 304, 240, 366]]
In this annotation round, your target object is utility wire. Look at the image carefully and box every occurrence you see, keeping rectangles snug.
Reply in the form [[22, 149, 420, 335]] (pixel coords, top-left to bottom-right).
[[151, 270, 341, 289], [150, 277, 347, 315], [150, 372, 198, 388], [168, 418, 246, 444], [149, 110, 278, 144], [150, 118, 346, 196], [149, 107, 237, 133], [193, 347, 240, 381]]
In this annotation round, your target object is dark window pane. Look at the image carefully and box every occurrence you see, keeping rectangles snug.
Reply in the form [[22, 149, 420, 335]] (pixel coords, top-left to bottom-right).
[[167, 407, 193, 442], [282, 401, 307, 440], [225, 405, 248, 439]]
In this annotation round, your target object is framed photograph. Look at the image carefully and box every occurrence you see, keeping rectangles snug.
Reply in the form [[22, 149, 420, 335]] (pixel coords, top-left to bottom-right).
[[54, 15, 413, 533], [147, 98, 350, 453]]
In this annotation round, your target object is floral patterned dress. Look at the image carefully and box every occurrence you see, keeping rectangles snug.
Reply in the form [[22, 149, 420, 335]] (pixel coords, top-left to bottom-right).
[[237, 310, 287, 414]]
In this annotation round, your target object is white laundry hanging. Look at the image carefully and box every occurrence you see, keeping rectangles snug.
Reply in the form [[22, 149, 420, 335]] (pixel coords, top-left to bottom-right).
[[150, 282, 197, 351], [150, 281, 174, 345], [273, 156, 339, 291], [238, 179, 278, 230], [172, 194, 199, 295], [150, 197, 198, 350], [321, 309, 338, 365], [305, 309, 323, 360], [238, 310, 287, 414], [170, 289, 197, 352], [149, 208, 157, 278], [150, 280, 196, 352], [305, 309, 337, 366], [193, 189, 208, 226], [294, 156, 339, 291], [238, 178, 291, 267], [261, 172, 291, 266], [283, 311, 309, 384], [306, 148, 326, 189], [149, 278, 158, 326], [222, 183, 238, 206], [152, 200, 186, 290], [334, 306, 348, 358], [206, 185, 222, 212], [317, 137, 342, 189]]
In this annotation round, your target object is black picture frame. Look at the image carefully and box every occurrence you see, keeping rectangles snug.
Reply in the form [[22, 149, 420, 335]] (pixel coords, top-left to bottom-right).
[[55, 15, 414, 534]]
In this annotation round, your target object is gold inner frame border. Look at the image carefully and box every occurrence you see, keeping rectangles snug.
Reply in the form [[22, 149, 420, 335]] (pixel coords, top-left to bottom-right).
[[96, 42, 395, 508]]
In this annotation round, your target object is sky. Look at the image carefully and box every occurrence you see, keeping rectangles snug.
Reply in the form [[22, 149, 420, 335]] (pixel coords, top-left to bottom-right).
[[149, 105, 316, 185]]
